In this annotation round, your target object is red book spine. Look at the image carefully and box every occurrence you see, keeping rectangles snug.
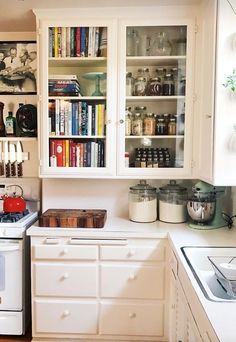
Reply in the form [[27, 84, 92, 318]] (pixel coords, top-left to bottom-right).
[[56, 140, 64, 167], [76, 27, 81, 57], [49, 139, 57, 167], [70, 142, 77, 167]]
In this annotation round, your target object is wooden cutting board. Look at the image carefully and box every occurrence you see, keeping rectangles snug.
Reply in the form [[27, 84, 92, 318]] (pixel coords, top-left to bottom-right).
[[38, 209, 107, 228]]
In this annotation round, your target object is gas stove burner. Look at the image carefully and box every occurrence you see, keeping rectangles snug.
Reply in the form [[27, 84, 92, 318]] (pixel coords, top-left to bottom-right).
[[0, 209, 29, 223]]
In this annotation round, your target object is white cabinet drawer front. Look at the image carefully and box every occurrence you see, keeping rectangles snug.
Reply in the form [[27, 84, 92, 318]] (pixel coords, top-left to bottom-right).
[[34, 299, 98, 334], [33, 244, 98, 260], [100, 302, 164, 336], [34, 263, 97, 297], [100, 243, 165, 261], [101, 265, 164, 299]]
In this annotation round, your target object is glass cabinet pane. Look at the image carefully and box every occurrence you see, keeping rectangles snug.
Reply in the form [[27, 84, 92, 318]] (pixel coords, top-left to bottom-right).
[[124, 25, 187, 171]]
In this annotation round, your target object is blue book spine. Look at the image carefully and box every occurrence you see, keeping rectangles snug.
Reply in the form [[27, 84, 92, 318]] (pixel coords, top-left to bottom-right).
[[70, 27, 75, 57], [91, 105, 96, 136], [86, 141, 91, 167], [80, 27, 86, 57], [81, 102, 88, 135], [72, 102, 76, 135]]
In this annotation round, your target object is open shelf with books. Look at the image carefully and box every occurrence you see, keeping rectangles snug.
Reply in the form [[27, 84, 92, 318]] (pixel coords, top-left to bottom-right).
[[35, 13, 116, 177]]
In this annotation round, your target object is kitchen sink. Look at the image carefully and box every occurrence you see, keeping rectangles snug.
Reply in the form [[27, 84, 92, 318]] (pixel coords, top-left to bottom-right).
[[181, 247, 236, 302]]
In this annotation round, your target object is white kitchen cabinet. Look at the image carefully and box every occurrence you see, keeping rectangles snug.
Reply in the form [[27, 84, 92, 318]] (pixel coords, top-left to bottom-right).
[[34, 6, 198, 179], [30, 236, 168, 341], [195, 0, 236, 185]]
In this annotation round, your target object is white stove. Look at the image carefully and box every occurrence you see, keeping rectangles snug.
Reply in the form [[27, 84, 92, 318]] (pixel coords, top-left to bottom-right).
[[0, 211, 38, 238]]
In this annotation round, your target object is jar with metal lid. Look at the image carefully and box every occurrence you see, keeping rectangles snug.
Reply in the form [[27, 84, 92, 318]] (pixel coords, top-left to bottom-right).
[[137, 67, 150, 81], [125, 106, 132, 136], [163, 73, 175, 96], [129, 180, 157, 222], [143, 113, 156, 135], [156, 115, 168, 135], [146, 77, 162, 96], [168, 115, 177, 135], [179, 76, 186, 95], [126, 72, 134, 96], [155, 68, 166, 84], [134, 106, 147, 116], [132, 113, 143, 136], [133, 76, 147, 96], [158, 180, 188, 223]]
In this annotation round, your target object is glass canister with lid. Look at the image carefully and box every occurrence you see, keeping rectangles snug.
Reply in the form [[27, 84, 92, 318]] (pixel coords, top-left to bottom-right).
[[129, 180, 157, 222], [158, 180, 188, 223]]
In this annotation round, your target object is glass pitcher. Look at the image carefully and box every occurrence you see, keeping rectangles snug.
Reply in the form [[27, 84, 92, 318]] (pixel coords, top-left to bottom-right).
[[151, 31, 172, 56]]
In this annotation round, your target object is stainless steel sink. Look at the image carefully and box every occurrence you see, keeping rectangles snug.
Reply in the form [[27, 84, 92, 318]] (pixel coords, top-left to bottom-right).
[[181, 246, 236, 302]]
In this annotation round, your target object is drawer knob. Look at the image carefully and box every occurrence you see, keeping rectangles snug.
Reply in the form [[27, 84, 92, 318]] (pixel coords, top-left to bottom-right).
[[62, 272, 69, 280], [128, 249, 135, 257], [128, 273, 136, 280], [62, 310, 70, 317], [129, 312, 136, 318], [63, 248, 69, 255]]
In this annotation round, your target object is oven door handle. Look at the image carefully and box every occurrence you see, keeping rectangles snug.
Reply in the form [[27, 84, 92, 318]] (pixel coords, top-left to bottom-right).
[[0, 245, 20, 252]]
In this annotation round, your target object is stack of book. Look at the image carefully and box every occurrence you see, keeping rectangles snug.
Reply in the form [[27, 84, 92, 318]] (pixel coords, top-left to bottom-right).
[[48, 26, 106, 58], [49, 139, 105, 168], [49, 100, 106, 136], [49, 75, 81, 96]]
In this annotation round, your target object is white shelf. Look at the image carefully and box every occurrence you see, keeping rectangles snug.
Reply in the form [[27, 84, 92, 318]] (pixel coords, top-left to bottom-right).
[[126, 95, 185, 101], [126, 56, 186, 66], [48, 57, 107, 67], [125, 135, 184, 139], [49, 135, 106, 139], [0, 137, 37, 142], [48, 96, 106, 100]]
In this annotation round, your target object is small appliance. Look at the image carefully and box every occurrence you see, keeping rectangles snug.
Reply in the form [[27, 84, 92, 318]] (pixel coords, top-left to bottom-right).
[[187, 181, 226, 229]]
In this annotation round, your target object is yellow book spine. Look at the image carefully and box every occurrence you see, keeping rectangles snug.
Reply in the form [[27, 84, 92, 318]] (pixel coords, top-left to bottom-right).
[[65, 139, 70, 167], [98, 104, 105, 136], [54, 27, 58, 58]]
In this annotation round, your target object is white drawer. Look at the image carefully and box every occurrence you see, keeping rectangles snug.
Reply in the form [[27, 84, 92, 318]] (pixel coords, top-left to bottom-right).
[[101, 264, 164, 299], [100, 302, 164, 336], [34, 299, 98, 334], [100, 242, 165, 261], [33, 244, 98, 261], [34, 263, 97, 297]]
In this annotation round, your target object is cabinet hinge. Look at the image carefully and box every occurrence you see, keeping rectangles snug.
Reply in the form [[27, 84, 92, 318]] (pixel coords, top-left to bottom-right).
[[194, 24, 198, 34], [191, 160, 196, 169], [37, 28, 41, 36]]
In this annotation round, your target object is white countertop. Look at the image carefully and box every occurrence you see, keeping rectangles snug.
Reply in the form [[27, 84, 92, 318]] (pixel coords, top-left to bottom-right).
[[27, 216, 236, 341]]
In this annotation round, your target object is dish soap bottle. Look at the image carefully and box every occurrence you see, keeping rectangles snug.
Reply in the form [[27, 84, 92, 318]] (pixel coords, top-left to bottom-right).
[[5, 111, 16, 136]]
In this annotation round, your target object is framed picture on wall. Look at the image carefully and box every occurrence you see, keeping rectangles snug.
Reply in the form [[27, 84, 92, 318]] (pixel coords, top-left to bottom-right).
[[0, 41, 37, 94]]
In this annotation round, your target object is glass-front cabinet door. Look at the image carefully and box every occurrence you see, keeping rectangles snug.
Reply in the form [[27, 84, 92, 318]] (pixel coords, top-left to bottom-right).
[[35, 13, 117, 177], [117, 19, 194, 178]]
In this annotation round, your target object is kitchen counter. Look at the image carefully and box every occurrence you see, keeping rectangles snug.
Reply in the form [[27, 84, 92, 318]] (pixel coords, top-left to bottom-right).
[[27, 218, 236, 342]]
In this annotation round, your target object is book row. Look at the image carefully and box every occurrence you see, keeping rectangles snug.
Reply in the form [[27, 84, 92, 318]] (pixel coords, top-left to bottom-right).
[[49, 139, 105, 168], [48, 27, 106, 58], [48, 100, 106, 137], [49, 79, 81, 96]]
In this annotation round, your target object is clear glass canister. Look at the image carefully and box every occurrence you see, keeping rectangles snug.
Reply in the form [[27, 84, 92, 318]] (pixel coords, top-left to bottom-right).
[[129, 180, 157, 222], [126, 72, 134, 96], [146, 77, 162, 96], [143, 113, 156, 135], [158, 180, 188, 223], [163, 73, 175, 96], [133, 76, 147, 96], [125, 106, 132, 136], [132, 113, 143, 136]]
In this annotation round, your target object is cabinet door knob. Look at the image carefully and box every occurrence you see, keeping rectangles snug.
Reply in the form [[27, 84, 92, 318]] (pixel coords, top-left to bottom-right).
[[128, 249, 135, 257], [128, 273, 136, 280], [62, 310, 70, 317], [129, 312, 136, 318], [119, 119, 124, 124], [62, 272, 69, 280], [206, 114, 212, 118]]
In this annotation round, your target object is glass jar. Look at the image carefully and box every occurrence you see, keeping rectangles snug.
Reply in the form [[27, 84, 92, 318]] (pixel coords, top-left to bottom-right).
[[137, 67, 150, 81], [126, 72, 134, 96], [133, 76, 147, 96], [143, 113, 156, 135], [134, 106, 147, 116], [151, 31, 172, 56], [132, 113, 143, 136], [156, 115, 168, 135], [129, 180, 157, 222], [163, 73, 175, 96], [125, 106, 132, 136], [179, 76, 186, 95], [176, 113, 185, 135], [168, 115, 177, 135], [158, 180, 188, 223], [146, 77, 162, 96], [155, 68, 166, 84]]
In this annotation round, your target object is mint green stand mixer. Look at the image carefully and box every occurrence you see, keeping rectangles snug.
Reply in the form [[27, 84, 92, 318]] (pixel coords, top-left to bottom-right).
[[187, 181, 226, 229]]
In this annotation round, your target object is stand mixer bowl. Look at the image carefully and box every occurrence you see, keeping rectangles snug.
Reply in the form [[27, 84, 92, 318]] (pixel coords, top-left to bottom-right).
[[187, 199, 216, 223]]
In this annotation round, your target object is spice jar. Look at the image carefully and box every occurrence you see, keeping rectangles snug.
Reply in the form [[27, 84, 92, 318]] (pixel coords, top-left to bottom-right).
[[158, 180, 188, 223], [126, 72, 134, 96], [168, 115, 177, 135], [133, 76, 147, 96], [129, 180, 157, 222], [156, 115, 168, 135], [132, 113, 143, 136], [146, 77, 162, 96], [143, 113, 156, 135], [163, 73, 175, 96], [125, 106, 132, 136]]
